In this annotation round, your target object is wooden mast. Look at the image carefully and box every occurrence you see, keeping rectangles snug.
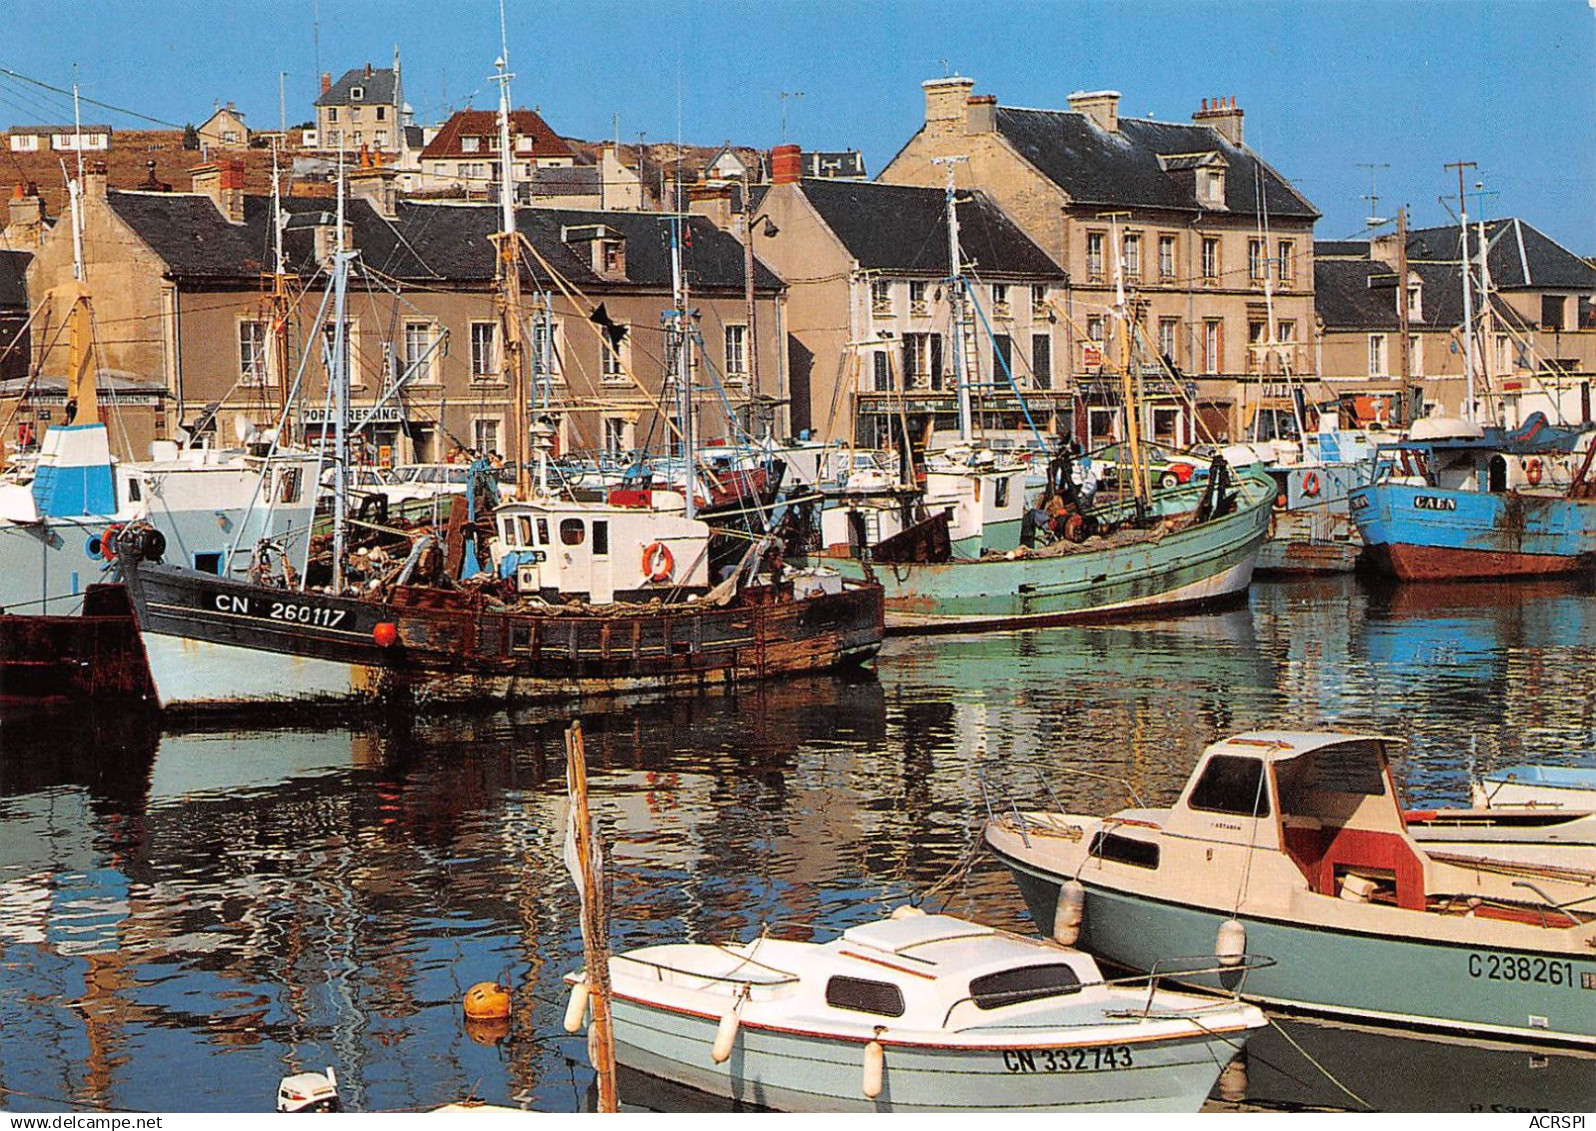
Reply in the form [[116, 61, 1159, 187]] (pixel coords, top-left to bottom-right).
[[492, 55, 529, 500], [1104, 210, 1149, 508], [564, 721, 618, 1112]]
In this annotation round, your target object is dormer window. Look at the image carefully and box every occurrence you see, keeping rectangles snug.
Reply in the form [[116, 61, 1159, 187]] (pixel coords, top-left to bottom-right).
[[516, 136, 534, 153], [350, 86, 364, 101], [1406, 281, 1422, 320], [1201, 167, 1226, 206], [600, 239, 624, 277], [462, 136, 481, 153]]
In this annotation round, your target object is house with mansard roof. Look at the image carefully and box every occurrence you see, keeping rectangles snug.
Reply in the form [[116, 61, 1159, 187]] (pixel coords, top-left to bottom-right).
[[732, 145, 1067, 443], [313, 61, 407, 156], [19, 158, 787, 463], [880, 79, 1320, 444], [1317, 218, 1596, 427]]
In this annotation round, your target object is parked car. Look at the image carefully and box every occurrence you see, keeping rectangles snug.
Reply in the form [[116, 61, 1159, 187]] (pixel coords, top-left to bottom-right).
[[1092, 442, 1211, 490]]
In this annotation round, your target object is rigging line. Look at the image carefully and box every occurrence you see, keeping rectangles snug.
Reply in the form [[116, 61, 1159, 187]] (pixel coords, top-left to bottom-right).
[[0, 67, 184, 128], [960, 275, 1046, 447]]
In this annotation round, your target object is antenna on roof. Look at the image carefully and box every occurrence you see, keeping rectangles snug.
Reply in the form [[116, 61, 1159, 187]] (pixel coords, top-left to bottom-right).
[[1358, 162, 1391, 229]]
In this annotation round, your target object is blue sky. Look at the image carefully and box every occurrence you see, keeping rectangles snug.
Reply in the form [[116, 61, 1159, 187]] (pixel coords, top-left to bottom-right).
[[2, 0, 1591, 250]]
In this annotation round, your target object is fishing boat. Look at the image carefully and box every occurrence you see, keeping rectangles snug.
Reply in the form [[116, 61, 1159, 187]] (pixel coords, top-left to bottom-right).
[[1253, 424, 1384, 575], [1349, 416, 1596, 580], [984, 730, 1596, 1047], [565, 910, 1266, 1112], [112, 64, 882, 714]]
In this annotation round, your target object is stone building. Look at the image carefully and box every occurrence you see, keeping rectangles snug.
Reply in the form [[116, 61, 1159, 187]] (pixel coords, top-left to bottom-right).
[[19, 159, 785, 464], [313, 62, 406, 156], [196, 104, 250, 150], [1317, 219, 1596, 427], [879, 78, 1320, 444], [735, 145, 1067, 444]]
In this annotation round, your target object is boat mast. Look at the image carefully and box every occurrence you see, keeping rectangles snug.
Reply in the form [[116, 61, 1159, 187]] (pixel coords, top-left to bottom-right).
[[269, 141, 292, 420], [933, 155, 971, 443], [1106, 210, 1149, 508], [329, 152, 353, 592], [1446, 160, 1478, 423], [671, 207, 696, 519], [492, 54, 530, 500]]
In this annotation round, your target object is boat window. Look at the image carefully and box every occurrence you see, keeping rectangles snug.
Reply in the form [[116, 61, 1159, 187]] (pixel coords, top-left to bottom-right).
[[969, 963, 1082, 1010], [279, 467, 302, 504], [126, 476, 142, 502], [592, 520, 609, 555], [447, 468, 469, 484], [824, 975, 905, 1018], [1275, 741, 1387, 812], [194, 552, 222, 575], [518, 516, 534, 545], [537, 518, 549, 546], [560, 519, 585, 546], [1188, 755, 1270, 817], [1089, 831, 1160, 869]]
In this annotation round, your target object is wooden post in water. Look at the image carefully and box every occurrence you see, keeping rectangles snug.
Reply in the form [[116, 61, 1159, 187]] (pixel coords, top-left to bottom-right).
[[565, 721, 618, 1112]]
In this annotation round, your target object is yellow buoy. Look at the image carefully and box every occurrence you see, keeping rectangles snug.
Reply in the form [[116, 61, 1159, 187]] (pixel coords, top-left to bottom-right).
[[463, 981, 511, 1021], [711, 1003, 742, 1064], [1216, 918, 1246, 967], [861, 1039, 885, 1099], [1052, 880, 1086, 946], [563, 980, 591, 1033]]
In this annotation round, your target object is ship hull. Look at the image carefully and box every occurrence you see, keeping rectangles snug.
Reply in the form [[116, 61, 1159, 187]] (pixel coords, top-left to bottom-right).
[[1351, 483, 1596, 580], [831, 470, 1274, 633], [0, 586, 155, 710], [121, 560, 883, 712]]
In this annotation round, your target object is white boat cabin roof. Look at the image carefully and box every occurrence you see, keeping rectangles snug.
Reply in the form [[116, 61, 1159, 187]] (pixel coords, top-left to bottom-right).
[[836, 913, 1094, 987], [1204, 730, 1405, 765]]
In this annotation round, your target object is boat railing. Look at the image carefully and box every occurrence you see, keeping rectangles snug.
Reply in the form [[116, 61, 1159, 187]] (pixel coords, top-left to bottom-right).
[[612, 948, 800, 990], [1113, 954, 1277, 1019], [1509, 880, 1596, 928], [978, 763, 1147, 849]]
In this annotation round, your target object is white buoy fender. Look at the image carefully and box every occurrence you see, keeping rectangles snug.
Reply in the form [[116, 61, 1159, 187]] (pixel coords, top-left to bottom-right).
[[1052, 880, 1086, 946], [711, 1004, 742, 1063], [563, 980, 590, 1033], [1216, 918, 1246, 967], [862, 1039, 885, 1099]]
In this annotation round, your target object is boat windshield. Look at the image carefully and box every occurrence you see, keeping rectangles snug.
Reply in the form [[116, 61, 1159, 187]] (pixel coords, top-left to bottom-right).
[[1187, 755, 1270, 817], [1274, 740, 1388, 817], [969, 963, 1082, 1010]]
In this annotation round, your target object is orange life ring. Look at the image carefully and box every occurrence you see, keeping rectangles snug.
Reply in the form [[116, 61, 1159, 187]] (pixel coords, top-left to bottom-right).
[[101, 523, 123, 561], [642, 541, 674, 583], [1526, 458, 1543, 486], [1301, 470, 1321, 498]]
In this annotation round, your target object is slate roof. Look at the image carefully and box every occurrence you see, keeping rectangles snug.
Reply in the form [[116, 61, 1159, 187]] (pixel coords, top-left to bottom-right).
[[527, 166, 600, 196], [1314, 249, 1531, 332], [992, 107, 1318, 220], [1405, 219, 1596, 291], [419, 109, 571, 161], [316, 67, 399, 108], [794, 179, 1064, 279], [0, 250, 29, 307], [105, 186, 781, 294]]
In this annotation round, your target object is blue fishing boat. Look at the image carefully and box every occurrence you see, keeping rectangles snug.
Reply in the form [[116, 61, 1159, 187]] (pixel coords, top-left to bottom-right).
[[1350, 417, 1596, 580], [985, 731, 1596, 1047]]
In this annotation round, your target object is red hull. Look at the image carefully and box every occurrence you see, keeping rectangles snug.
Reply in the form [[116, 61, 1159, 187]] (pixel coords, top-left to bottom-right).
[[1372, 542, 1596, 581], [0, 586, 156, 708]]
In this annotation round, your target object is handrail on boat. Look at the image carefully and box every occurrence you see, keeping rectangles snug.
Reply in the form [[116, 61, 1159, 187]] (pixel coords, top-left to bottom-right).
[[1129, 954, 1277, 1018], [613, 950, 801, 988]]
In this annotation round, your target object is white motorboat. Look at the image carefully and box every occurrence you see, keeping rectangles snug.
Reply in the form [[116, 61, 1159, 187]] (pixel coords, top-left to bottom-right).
[[566, 910, 1265, 1112], [1473, 765, 1596, 810]]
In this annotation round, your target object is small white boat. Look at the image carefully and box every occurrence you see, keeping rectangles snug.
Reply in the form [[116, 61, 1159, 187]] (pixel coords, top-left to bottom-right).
[[1404, 806, 1596, 874], [567, 911, 1265, 1112], [1473, 765, 1596, 810]]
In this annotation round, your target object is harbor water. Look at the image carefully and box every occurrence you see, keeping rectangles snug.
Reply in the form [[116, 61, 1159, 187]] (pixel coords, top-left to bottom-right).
[[1, 575, 1594, 1113]]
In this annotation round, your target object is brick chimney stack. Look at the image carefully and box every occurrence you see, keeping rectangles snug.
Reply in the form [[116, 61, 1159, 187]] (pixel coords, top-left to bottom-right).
[[83, 161, 109, 202], [1068, 90, 1121, 133], [7, 182, 46, 248], [191, 157, 246, 224], [923, 76, 977, 131], [321, 72, 332, 96], [1193, 94, 1244, 146], [687, 183, 734, 230], [770, 144, 803, 186]]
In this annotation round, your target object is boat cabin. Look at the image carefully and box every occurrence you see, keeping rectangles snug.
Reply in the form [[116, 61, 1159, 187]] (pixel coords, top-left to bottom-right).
[[1161, 731, 1432, 910], [489, 489, 711, 604], [1373, 417, 1584, 494]]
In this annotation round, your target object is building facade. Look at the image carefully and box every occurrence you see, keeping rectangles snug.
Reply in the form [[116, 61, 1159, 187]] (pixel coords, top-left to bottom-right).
[[313, 63, 406, 156], [880, 78, 1320, 445]]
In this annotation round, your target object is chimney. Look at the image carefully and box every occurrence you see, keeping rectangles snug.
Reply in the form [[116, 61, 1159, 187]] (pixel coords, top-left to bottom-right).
[[191, 157, 246, 224], [923, 76, 977, 129], [7, 182, 46, 248], [320, 72, 332, 96], [770, 143, 803, 186], [687, 183, 734, 231], [84, 160, 109, 202], [965, 93, 997, 135], [349, 164, 399, 219], [1193, 94, 1244, 146], [364, 62, 373, 79], [1067, 90, 1121, 133]]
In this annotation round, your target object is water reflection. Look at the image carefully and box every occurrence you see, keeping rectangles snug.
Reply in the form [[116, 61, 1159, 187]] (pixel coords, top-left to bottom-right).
[[0, 578, 1591, 1112]]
